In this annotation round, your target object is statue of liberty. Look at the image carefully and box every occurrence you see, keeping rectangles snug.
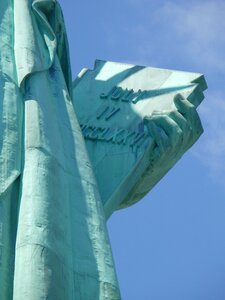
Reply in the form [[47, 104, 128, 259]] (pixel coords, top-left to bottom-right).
[[0, 0, 206, 299]]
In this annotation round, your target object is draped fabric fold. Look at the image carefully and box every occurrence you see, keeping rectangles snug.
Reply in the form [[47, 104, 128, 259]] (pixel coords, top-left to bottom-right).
[[0, 0, 22, 197], [0, 1, 121, 299], [0, 74, 23, 197], [14, 0, 72, 95]]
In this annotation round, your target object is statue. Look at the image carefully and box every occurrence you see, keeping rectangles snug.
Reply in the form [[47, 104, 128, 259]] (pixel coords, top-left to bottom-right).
[[0, 1, 207, 299]]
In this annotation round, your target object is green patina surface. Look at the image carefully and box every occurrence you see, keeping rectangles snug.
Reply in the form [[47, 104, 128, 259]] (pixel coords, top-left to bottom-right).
[[0, 0, 207, 299], [73, 60, 206, 219]]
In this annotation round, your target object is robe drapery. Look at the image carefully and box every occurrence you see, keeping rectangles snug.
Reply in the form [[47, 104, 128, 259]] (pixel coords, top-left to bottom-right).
[[0, 0, 121, 299]]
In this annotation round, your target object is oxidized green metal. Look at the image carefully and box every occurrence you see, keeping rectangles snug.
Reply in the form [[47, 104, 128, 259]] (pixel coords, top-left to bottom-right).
[[73, 60, 207, 219], [0, 1, 207, 299]]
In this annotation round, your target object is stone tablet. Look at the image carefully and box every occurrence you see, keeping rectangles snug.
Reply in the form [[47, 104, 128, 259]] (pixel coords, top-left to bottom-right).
[[73, 60, 207, 218]]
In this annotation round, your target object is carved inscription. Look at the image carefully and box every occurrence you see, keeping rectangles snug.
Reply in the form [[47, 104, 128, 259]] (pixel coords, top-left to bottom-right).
[[79, 86, 152, 150], [96, 105, 121, 121], [80, 124, 150, 149], [100, 85, 191, 103], [100, 86, 147, 104]]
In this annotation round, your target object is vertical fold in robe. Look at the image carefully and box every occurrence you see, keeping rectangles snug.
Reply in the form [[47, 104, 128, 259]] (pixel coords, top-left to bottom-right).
[[8, 0, 121, 299], [0, 0, 23, 197]]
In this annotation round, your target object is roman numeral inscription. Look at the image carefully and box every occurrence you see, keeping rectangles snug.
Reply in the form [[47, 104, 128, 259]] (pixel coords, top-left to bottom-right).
[[100, 86, 146, 104], [96, 105, 121, 121], [80, 124, 150, 149]]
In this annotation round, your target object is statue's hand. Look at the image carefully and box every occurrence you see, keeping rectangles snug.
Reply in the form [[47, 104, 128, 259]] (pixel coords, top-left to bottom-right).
[[144, 93, 203, 172]]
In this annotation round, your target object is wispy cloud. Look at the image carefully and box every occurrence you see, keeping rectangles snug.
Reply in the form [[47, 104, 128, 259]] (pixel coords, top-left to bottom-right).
[[156, 1, 225, 72], [121, 1, 225, 72]]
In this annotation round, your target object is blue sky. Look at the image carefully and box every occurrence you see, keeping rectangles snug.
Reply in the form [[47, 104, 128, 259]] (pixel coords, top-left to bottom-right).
[[59, 1, 225, 299]]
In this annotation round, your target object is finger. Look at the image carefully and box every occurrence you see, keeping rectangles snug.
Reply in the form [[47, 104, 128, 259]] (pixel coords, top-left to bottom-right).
[[151, 110, 188, 131], [167, 110, 192, 150], [174, 93, 195, 115], [174, 94, 204, 148], [168, 110, 188, 130], [144, 117, 170, 155], [151, 113, 183, 149], [174, 94, 202, 132]]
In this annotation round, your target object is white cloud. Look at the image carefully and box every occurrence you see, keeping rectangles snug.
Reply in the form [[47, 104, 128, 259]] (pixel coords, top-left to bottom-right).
[[157, 1, 225, 72]]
